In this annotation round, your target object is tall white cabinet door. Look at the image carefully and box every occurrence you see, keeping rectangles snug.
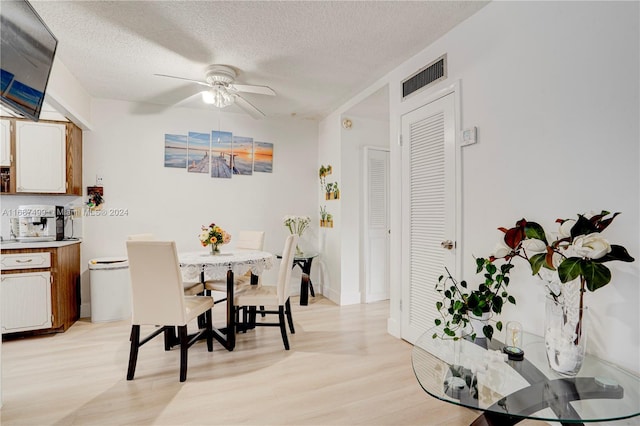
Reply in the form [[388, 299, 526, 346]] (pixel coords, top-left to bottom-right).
[[0, 119, 10, 167], [364, 147, 390, 303], [1, 272, 52, 333], [16, 121, 66, 193], [401, 92, 457, 344]]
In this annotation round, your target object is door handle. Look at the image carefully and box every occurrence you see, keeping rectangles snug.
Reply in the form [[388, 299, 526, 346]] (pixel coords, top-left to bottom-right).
[[441, 240, 455, 250]]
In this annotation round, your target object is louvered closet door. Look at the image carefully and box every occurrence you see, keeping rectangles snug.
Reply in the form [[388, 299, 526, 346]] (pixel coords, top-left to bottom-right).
[[401, 92, 457, 344], [364, 147, 390, 302]]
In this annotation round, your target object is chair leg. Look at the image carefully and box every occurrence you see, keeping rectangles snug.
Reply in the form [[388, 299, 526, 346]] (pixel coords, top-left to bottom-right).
[[127, 325, 140, 380], [285, 298, 295, 334], [248, 306, 257, 327], [206, 309, 214, 352], [164, 326, 176, 351], [278, 306, 290, 350], [178, 325, 189, 382]]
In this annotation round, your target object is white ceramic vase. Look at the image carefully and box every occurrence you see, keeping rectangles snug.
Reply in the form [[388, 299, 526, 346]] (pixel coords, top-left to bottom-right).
[[468, 312, 491, 339]]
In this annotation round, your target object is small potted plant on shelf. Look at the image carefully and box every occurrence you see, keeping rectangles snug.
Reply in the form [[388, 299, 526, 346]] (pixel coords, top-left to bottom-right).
[[319, 164, 332, 189], [325, 182, 340, 200], [320, 205, 334, 228]]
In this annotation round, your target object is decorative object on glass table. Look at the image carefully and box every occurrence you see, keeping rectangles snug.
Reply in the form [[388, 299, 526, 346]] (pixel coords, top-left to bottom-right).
[[503, 321, 524, 360], [199, 223, 231, 255], [495, 211, 635, 375], [283, 215, 310, 256], [433, 220, 524, 341]]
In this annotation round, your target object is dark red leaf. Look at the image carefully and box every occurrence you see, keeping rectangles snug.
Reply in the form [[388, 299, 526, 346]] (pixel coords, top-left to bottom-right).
[[504, 226, 524, 249]]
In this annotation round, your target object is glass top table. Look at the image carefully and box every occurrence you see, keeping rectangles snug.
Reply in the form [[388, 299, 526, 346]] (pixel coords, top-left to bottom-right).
[[412, 328, 640, 425]]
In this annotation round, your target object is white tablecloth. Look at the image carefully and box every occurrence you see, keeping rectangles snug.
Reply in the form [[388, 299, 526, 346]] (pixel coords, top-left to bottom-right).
[[179, 249, 274, 282]]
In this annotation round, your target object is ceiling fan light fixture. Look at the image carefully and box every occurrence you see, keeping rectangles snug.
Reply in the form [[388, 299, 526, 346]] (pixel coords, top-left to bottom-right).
[[202, 86, 235, 108]]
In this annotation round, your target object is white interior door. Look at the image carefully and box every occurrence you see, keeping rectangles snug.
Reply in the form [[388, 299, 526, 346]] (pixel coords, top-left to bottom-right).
[[401, 92, 457, 344], [363, 147, 390, 303]]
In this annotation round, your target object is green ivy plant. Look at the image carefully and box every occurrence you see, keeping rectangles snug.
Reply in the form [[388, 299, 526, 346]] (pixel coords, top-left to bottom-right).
[[433, 257, 516, 341]]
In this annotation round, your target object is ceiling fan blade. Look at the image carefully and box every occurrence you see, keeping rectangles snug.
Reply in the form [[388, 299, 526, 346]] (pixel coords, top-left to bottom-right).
[[154, 73, 210, 88], [174, 90, 207, 106], [230, 84, 276, 96], [235, 94, 266, 119]]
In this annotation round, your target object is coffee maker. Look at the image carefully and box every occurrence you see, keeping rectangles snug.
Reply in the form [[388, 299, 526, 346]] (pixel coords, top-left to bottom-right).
[[11, 205, 65, 242]]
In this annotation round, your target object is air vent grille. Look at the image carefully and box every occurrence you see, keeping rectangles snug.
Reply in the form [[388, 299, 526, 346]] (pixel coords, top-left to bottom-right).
[[402, 54, 447, 99]]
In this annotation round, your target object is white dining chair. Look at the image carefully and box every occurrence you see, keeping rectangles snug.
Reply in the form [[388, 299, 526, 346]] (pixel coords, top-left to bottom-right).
[[126, 240, 213, 382], [127, 233, 204, 295], [234, 234, 298, 350]]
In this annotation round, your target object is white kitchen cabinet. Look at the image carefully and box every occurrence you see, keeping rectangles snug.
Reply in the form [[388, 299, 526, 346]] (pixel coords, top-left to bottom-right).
[[1, 271, 53, 334], [15, 120, 66, 193], [0, 118, 10, 167]]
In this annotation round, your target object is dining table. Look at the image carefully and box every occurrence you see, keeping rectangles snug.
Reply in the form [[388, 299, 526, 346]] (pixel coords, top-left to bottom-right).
[[178, 249, 273, 351]]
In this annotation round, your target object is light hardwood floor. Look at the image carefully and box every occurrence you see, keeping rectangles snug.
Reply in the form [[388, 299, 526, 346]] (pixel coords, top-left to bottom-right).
[[1, 296, 549, 425]]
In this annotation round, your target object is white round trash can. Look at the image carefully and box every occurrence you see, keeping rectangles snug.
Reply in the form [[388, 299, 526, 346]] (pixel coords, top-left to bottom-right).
[[89, 257, 132, 323]]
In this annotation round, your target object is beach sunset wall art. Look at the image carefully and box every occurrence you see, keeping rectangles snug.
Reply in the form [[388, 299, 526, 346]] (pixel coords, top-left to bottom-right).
[[232, 135, 254, 176], [211, 130, 233, 179], [164, 134, 187, 168], [187, 131, 211, 174], [164, 129, 274, 180], [253, 142, 273, 173]]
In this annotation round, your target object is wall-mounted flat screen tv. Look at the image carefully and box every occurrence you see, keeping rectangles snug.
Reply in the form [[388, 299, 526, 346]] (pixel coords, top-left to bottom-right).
[[0, 0, 58, 121]]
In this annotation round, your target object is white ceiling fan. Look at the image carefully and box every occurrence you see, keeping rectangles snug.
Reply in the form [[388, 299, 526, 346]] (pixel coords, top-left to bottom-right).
[[155, 65, 276, 119]]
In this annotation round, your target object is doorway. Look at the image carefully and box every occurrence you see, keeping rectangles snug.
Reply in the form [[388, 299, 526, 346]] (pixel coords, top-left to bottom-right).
[[363, 146, 390, 303]]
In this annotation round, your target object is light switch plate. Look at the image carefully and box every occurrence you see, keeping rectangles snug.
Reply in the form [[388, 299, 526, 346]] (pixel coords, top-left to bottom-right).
[[461, 127, 477, 146]]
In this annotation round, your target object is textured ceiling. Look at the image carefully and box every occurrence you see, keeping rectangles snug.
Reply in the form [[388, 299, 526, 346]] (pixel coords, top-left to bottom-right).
[[30, 1, 488, 120]]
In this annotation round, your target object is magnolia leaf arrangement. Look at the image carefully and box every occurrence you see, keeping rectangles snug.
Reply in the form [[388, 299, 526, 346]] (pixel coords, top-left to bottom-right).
[[433, 210, 635, 342]]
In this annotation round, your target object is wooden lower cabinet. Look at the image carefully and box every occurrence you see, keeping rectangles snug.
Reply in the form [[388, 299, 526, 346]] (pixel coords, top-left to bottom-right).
[[1, 243, 80, 337]]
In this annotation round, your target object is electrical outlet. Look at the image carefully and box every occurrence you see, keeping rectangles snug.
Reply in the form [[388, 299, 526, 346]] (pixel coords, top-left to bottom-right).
[[96, 175, 103, 185]]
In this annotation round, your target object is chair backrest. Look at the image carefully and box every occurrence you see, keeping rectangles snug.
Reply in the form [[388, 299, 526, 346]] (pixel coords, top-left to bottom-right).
[[127, 233, 155, 241], [277, 234, 298, 305], [126, 240, 187, 326], [235, 231, 265, 250]]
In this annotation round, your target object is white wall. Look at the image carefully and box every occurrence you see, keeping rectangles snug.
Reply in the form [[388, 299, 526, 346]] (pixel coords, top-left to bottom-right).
[[339, 116, 389, 304], [46, 57, 93, 130], [382, 1, 639, 373], [317, 116, 342, 303], [80, 99, 318, 315]]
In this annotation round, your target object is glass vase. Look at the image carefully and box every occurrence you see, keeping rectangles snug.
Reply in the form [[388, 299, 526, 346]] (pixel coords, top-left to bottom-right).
[[210, 244, 220, 255], [544, 295, 587, 376]]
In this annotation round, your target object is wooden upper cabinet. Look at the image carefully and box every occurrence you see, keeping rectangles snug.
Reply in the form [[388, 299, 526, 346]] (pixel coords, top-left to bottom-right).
[[1, 118, 11, 167], [8, 119, 82, 195], [66, 122, 82, 195], [16, 120, 67, 193]]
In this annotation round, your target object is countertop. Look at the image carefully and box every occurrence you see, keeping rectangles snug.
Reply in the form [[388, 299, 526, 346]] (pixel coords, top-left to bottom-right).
[[1, 239, 82, 250]]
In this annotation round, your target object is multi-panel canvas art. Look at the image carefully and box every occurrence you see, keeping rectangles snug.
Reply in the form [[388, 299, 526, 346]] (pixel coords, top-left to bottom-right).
[[254, 142, 274, 173], [187, 131, 211, 174], [232, 136, 253, 176], [164, 134, 188, 168], [211, 131, 233, 179], [164, 129, 274, 178]]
